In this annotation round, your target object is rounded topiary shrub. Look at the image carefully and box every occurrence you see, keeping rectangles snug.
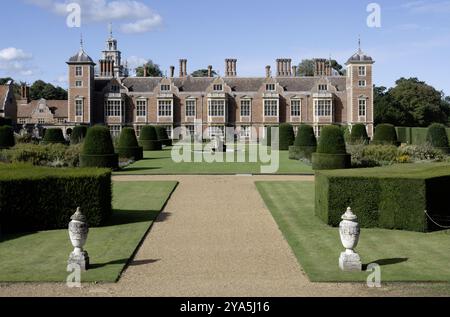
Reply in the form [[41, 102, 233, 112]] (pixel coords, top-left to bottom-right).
[[155, 126, 172, 147], [312, 125, 350, 170], [80, 126, 118, 169], [350, 124, 369, 144], [139, 125, 162, 151], [289, 125, 317, 160], [70, 125, 88, 145], [372, 124, 398, 145], [117, 127, 143, 161], [427, 123, 450, 153], [279, 123, 295, 151], [0, 125, 15, 149], [42, 128, 66, 145]]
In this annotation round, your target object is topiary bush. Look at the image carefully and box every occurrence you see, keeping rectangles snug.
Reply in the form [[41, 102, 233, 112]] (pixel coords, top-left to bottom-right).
[[70, 125, 88, 145], [0, 125, 15, 149], [278, 123, 295, 151], [42, 128, 66, 145], [312, 125, 350, 170], [80, 126, 118, 169], [139, 125, 162, 151], [0, 164, 112, 233], [350, 124, 369, 144], [289, 125, 317, 160], [117, 127, 143, 161], [427, 123, 449, 154], [372, 124, 398, 145], [155, 126, 172, 147]]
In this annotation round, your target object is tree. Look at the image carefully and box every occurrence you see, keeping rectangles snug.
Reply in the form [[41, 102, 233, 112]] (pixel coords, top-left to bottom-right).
[[29, 80, 67, 100], [135, 60, 163, 77], [296, 59, 344, 76], [374, 78, 450, 127], [191, 69, 217, 77]]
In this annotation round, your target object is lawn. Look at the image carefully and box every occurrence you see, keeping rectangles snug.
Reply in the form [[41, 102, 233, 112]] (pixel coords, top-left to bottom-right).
[[256, 181, 450, 282], [0, 181, 178, 283], [116, 145, 313, 175]]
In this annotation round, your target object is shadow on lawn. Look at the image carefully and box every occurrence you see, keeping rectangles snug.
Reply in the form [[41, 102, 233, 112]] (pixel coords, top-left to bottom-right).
[[90, 258, 159, 269], [119, 167, 162, 172], [363, 258, 408, 269], [104, 209, 161, 226]]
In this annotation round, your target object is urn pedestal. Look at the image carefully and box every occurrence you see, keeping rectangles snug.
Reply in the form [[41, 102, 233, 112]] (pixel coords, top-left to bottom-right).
[[68, 207, 90, 271], [339, 207, 362, 272]]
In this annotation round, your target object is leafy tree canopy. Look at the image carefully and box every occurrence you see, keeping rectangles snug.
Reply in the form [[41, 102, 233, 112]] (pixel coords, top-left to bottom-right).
[[296, 59, 344, 76], [191, 69, 218, 77], [30, 80, 67, 100], [135, 60, 163, 77]]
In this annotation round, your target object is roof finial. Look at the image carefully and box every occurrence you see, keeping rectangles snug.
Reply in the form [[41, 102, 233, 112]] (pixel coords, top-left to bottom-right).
[[109, 22, 113, 38], [80, 33, 84, 50], [358, 35, 362, 53]]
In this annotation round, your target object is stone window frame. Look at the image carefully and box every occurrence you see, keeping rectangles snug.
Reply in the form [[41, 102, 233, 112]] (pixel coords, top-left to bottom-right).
[[213, 84, 223, 92], [358, 66, 366, 77], [240, 99, 251, 117], [158, 99, 173, 117], [185, 98, 197, 117], [314, 99, 332, 117], [263, 98, 279, 117], [105, 99, 122, 117], [290, 99, 301, 117], [318, 84, 328, 92], [160, 84, 171, 92], [75, 98, 84, 117], [208, 99, 226, 117], [358, 98, 367, 117], [75, 80, 83, 87], [136, 99, 147, 117], [75, 66, 83, 77], [358, 80, 366, 87], [240, 125, 251, 138], [265, 83, 276, 92]]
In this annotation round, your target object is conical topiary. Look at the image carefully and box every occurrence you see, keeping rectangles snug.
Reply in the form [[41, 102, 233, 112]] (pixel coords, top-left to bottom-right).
[[350, 124, 369, 144], [70, 125, 88, 145], [0, 125, 15, 149], [155, 126, 172, 146], [117, 127, 143, 160], [80, 126, 118, 169], [42, 128, 66, 144], [279, 123, 295, 150], [139, 125, 162, 151], [427, 123, 450, 153], [312, 125, 350, 170], [289, 125, 317, 160], [372, 124, 398, 145]]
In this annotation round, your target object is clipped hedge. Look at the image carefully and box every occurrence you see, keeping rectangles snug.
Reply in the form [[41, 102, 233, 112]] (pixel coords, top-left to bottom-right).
[[0, 125, 15, 149], [0, 117, 12, 127], [279, 123, 295, 151], [312, 125, 350, 170], [315, 163, 450, 232], [155, 126, 172, 147], [80, 126, 118, 169], [0, 164, 112, 233], [139, 126, 162, 151], [289, 125, 317, 160], [427, 123, 449, 153], [350, 124, 369, 144], [70, 125, 88, 145], [42, 128, 66, 145], [117, 127, 143, 161], [372, 124, 398, 145]]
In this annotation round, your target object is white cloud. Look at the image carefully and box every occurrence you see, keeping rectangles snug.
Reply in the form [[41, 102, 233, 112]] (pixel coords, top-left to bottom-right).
[[0, 47, 33, 61], [0, 47, 34, 77], [25, 0, 163, 33], [402, 0, 450, 13]]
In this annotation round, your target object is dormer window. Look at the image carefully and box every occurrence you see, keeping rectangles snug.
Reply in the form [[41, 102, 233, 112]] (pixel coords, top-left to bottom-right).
[[111, 85, 120, 93], [358, 66, 366, 76], [213, 84, 223, 91], [266, 84, 275, 91], [161, 84, 171, 91], [318, 84, 328, 91]]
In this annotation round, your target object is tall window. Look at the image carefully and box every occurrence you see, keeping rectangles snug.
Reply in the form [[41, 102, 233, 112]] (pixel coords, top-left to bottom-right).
[[359, 99, 367, 116], [358, 66, 366, 76], [264, 99, 278, 117], [161, 84, 171, 91], [109, 125, 121, 137], [136, 100, 147, 117], [208, 99, 225, 117], [314, 99, 332, 117], [106, 100, 121, 117], [208, 126, 224, 138], [158, 100, 172, 117], [240, 125, 250, 138], [186, 99, 196, 117], [75, 66, 83, 77], [291, 100, 301, 117], [75, 99, 83, 116], [241, 100, 251, 117], [185, 125, 195, 137], [165, 126, 173, 139], [266, 83, 275, 91]]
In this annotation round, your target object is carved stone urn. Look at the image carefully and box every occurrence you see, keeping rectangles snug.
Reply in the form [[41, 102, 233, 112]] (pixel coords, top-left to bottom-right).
[[339, 207, 362, 272], [68, 207, 90, 271]]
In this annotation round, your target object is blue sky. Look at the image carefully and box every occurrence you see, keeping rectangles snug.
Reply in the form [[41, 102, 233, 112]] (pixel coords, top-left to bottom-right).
[[0, 0, 449, 95]]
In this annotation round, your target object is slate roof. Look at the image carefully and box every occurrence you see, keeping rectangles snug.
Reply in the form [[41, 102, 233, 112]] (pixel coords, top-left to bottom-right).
[[346, 50, 374, 64], [17, 99, 68, 118], [68, 49, 95, 64]]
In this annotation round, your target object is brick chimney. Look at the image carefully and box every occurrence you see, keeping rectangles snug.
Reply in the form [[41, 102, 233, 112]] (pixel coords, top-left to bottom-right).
[[179, 59, 187, 77], [225, 59, 237, 77], [170, 66, 175, 78], [265, 65, 271, 78], [208, 65, 213, 77], [143, 63, 148, 77], [20, 84, 30, 101], [276, 59, 291, 77], [314, 59, 331, 77], [292, 65, 298, 77]]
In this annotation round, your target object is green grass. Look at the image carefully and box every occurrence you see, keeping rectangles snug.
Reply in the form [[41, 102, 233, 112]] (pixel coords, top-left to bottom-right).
[[256, 181, 450, 282], [116, 145, 313, 175], [0, 181, 178, 282]]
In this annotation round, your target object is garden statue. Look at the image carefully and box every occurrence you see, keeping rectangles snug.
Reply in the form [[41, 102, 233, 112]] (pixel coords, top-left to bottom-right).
[[339, 207, 362, 271], [68, 207, 90, 271], [20, 124, 28, 137], [32, 124, 40, 139], [211, 135, 226, 153]]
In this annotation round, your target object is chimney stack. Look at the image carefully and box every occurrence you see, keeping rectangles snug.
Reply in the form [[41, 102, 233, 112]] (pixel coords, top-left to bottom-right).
[[285, 59, 292, 76], [170, 66, 175, 78], [143, 63, 148, 77], [208, 65, 213, 77], [265, 65, 271, 78], [292, 65, 298, 77], [276, 59, 291, 77], [179, 59, 187, 77], [225, 59, 237, 77]]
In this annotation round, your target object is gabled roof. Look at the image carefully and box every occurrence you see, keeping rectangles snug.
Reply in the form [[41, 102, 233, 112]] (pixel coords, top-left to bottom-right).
[[0, 85, 10, 111], [17, 99, 68, 118]]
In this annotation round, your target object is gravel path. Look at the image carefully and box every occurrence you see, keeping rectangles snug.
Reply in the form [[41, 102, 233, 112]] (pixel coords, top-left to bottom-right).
[[1, 175, 447, 297]]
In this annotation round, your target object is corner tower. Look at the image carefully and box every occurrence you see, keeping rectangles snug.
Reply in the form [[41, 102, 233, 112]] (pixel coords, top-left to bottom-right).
[[67, 39, 95, 124], [346, 41, 375, 137]]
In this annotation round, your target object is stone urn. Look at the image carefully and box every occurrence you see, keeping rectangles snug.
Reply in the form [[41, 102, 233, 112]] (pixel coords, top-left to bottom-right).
[[338, 207, 362, 272], [68, 207, 90, 271]]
